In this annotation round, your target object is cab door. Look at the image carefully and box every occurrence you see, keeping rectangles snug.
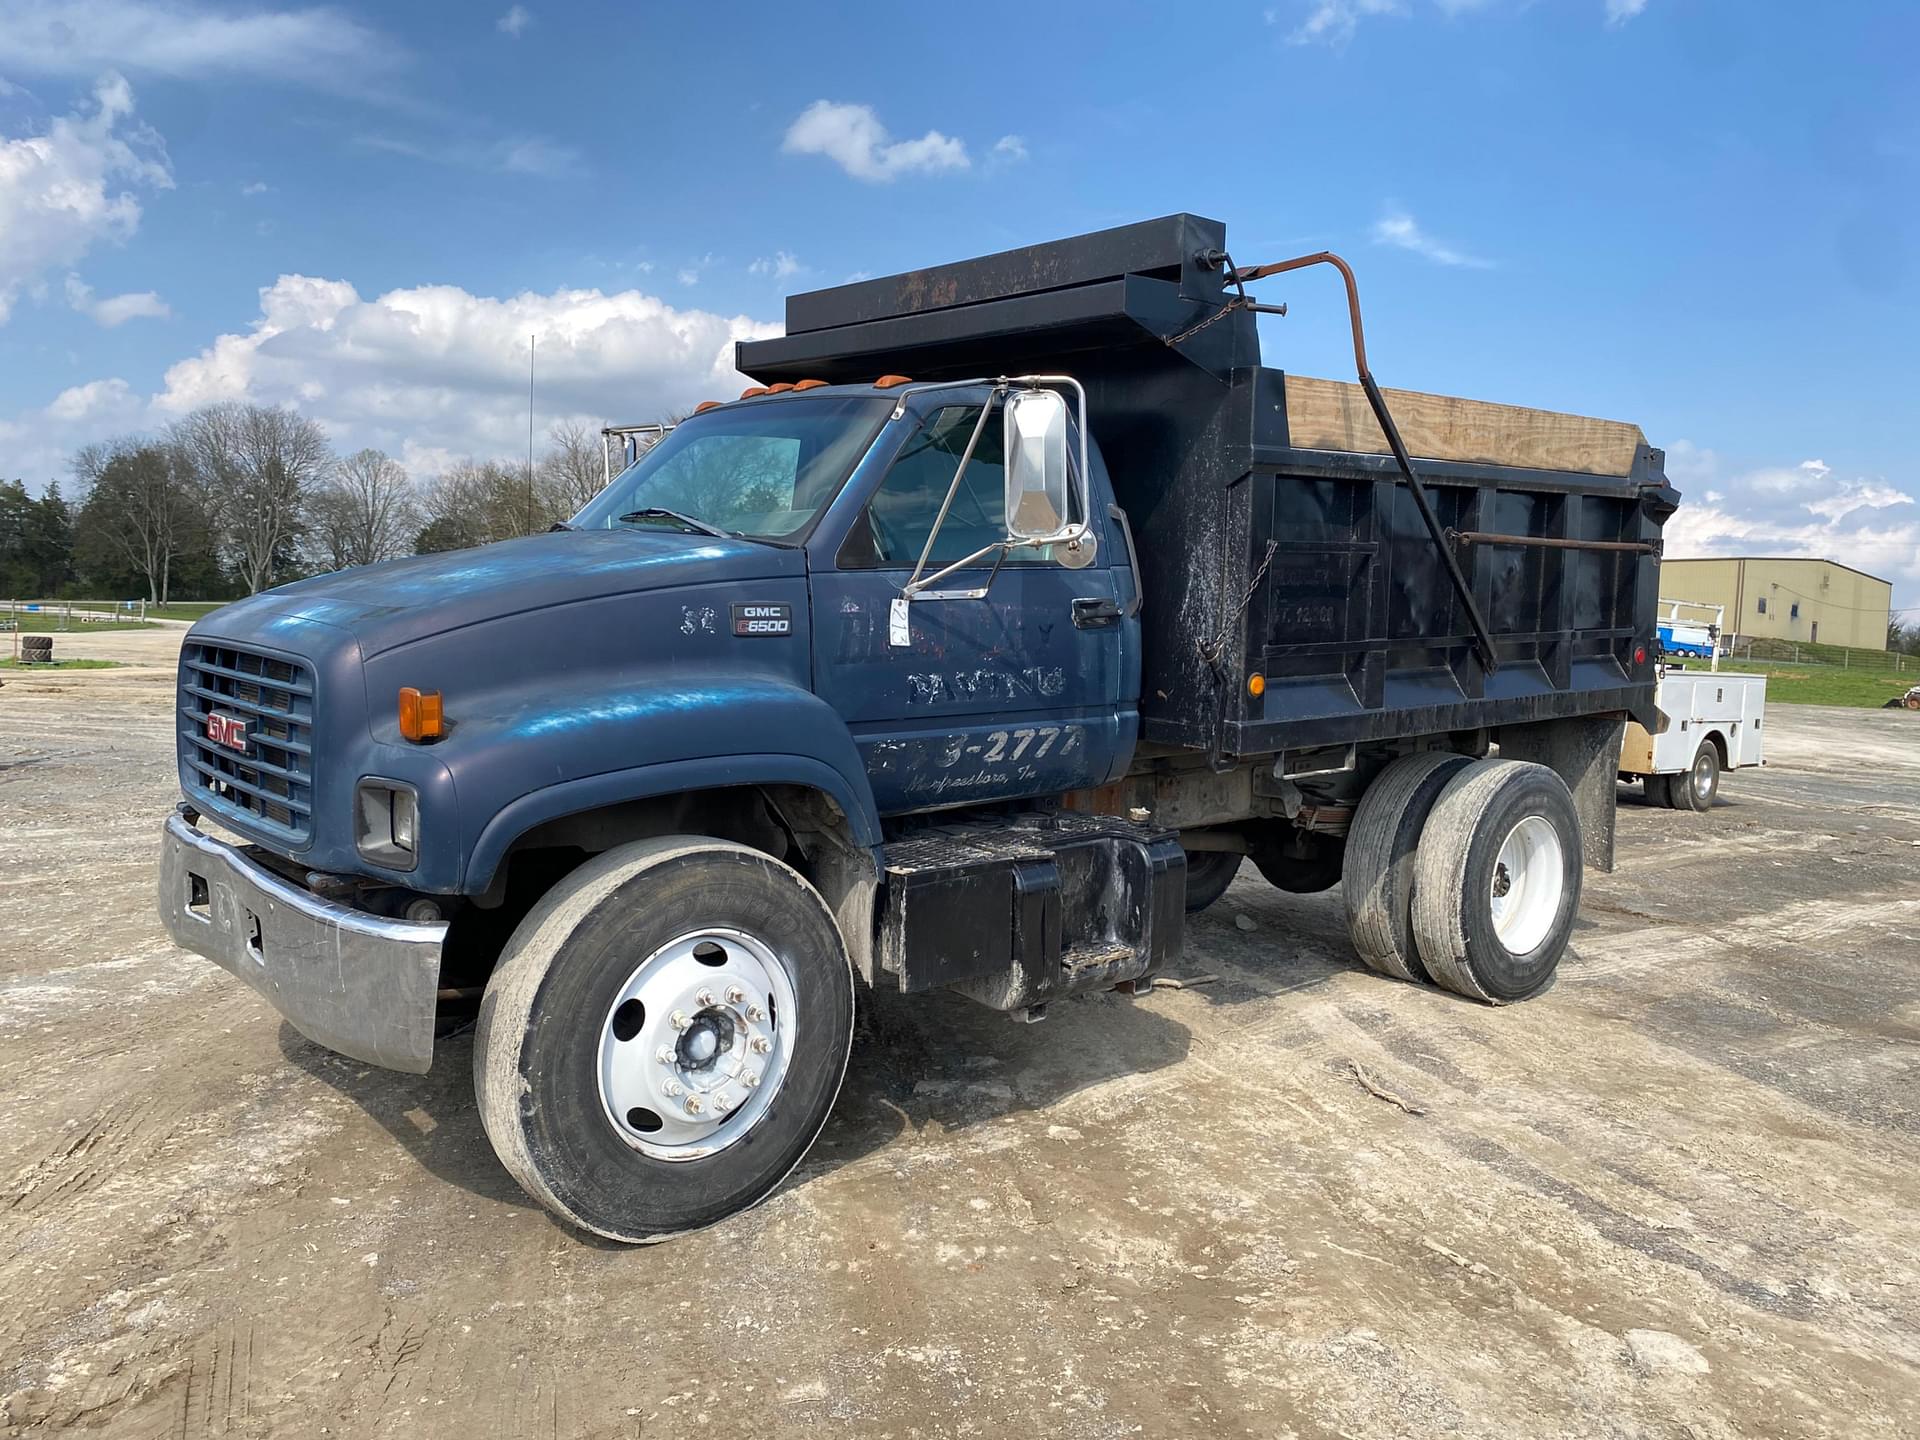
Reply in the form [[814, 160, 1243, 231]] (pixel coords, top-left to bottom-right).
[[809, 401, 1136, 815]]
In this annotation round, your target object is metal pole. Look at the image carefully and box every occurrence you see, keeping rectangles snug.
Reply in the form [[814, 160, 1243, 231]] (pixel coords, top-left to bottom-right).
[[527, 334, 536, 535]]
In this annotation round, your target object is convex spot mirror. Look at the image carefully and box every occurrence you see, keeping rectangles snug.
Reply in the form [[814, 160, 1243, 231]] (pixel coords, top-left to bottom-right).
[[1003, 389, 1075, 544]]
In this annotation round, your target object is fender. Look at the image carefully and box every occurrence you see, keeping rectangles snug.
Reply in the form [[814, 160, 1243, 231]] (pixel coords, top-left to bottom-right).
[[454, 678, 883, 894]]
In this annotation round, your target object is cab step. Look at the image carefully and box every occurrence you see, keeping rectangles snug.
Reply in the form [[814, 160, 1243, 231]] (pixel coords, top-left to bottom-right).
[[877, 813, 1184, 1012]]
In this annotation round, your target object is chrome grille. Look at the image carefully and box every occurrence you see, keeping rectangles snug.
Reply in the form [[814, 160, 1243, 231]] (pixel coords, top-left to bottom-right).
[[179, 642, 315, 841]]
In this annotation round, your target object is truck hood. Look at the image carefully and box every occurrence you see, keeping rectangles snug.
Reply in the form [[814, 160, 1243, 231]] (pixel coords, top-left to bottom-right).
[[196, 530, 804, 656]]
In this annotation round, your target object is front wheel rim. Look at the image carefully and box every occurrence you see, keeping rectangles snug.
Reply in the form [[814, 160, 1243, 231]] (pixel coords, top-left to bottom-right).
[[1488, 815, 1564, 955], [596, 927, 798, 1162], [1694, 754, 1714, 800]]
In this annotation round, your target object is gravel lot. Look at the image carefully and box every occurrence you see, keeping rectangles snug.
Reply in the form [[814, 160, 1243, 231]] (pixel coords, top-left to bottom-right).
[[3, 631, 1918, 1438]]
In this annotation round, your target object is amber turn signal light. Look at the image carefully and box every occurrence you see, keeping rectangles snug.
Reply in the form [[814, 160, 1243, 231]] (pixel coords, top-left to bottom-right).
[[1247, 673, 1266, 697], [398, 686, 444, 743]]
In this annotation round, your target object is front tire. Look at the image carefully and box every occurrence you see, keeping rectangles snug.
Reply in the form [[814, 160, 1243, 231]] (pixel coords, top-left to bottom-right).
[[474, 836, 855, 1243], [1182, 849, 1243, 912], [1410, 759, 1582, 1004]]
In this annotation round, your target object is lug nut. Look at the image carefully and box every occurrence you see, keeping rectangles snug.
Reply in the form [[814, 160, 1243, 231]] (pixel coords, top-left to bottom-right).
[[746, 1005, 765, 1023], [696, 989, 715, 1007], [725, 985, 746, 1004], [750, 1035, 772, 1055], [670, 1011, 689, 1031], [685, 1095, 703, 1114], [742, 1071, 760, 1089], [713, 1094, 733, 1113], [664, 1080, 684, 1097], [655, 1047, 674, 1065]]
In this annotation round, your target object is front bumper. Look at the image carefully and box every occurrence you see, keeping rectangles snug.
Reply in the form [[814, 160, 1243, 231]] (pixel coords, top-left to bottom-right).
[[157, 811, 447, 1073]]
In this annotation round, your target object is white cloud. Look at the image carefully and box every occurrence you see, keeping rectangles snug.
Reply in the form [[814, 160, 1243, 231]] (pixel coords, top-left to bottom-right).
[[1371, 210, 1492, 268], [0, 0, 397, 83], [1277, 0, 1645, 44], [45, 376, 136, 422], [782, 101, 969, 183], [65, 272, 170, 325], [1284, 0, 1407, 46], [1663, 446, 1920, 606], [241, 179, 270, 195], [356, 131, 583, 179], [749, 251, 803, 281], [1803, 480, 1913, 526], [496, 5, 532, 37], [993, 134, 1028, 163], [675, 267, 700, 287], [1746, 457, 1830, 495], [146, 273, 780, 465], [0, 71, 172, 323], [4, 272, 782, 490]]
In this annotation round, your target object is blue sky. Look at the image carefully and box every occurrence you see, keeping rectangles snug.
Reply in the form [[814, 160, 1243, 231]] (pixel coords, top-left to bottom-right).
[[1, 1, 1915, 609]]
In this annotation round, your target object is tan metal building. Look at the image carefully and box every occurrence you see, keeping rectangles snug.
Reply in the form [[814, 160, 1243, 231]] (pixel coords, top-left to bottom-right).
[[1658, 556, 1892, 651]]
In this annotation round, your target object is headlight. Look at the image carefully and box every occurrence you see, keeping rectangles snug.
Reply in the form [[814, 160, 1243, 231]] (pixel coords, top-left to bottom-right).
[[355, 779, 419, 871]]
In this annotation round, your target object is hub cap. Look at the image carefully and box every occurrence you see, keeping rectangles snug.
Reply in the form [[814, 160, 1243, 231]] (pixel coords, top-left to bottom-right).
[[596, 927, 797, 1161], [1692, 753, 1714, 801], [1488, 815, 1564, 955]]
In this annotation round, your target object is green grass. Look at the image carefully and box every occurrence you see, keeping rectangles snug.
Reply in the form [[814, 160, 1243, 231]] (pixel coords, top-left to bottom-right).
[[139, 601, 228, 621], [1718, 657, 1917, 708], [3, 619, 157, 632], [0, 657, 125, 670]]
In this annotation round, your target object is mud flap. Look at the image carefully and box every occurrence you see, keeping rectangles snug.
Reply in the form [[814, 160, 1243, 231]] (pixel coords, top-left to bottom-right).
[[1498, 714, 1626, 874]]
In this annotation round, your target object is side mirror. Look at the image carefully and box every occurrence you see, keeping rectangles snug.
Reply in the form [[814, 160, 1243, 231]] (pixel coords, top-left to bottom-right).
[[1003, 389, 1075, 544]]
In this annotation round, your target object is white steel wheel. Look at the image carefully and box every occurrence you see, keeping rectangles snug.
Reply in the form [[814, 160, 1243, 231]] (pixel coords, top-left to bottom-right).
[[1487, 815, 1565, 956], [597, 928, 799, 1159], [1410, 758, 1582, 1004], [475, 836, 855, 1243]]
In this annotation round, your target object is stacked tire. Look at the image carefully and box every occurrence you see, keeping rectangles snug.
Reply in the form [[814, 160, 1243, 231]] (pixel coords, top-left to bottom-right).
[[1342, 753, 1582, 1004], [19, 635, 52, 664]]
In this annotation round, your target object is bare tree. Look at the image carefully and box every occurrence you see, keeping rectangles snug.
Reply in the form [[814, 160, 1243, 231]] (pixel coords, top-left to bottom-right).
[[311, 448, 415, 570], [70, 439, 199, 603], [538, 420, 607, 518], [177, 403, 333, 593], [414, 459, 553, 552]]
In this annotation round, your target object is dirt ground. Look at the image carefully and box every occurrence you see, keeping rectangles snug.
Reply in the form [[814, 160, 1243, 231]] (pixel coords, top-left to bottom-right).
[[3, 634, 1918, 1439]]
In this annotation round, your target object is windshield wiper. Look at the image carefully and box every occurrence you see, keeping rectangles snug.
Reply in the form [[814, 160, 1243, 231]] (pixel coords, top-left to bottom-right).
[[616, 507, 733, 539]]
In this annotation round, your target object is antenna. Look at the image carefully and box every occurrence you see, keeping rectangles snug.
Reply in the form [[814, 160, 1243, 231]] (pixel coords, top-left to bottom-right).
[[527, 333, 536, 534]]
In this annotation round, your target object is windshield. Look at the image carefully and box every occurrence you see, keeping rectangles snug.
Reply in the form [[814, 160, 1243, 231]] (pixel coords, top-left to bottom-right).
[[572, 395, 890, 541]]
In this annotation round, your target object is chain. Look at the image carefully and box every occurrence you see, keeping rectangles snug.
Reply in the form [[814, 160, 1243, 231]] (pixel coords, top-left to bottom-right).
[[1165, 295, 1249, 348], [1199, 540, 1279, 670], [1165, 248, 1253, 350]]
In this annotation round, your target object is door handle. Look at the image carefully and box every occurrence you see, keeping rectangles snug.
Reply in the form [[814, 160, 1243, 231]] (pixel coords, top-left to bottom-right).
[[1072, 596, 1122, 629]]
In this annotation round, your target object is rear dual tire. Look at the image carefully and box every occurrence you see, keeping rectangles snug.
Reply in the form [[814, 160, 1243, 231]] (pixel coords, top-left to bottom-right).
[[1341, 754, 1581, 1003], [474, 836, 854, 1244], [1657, 741, 1720, 812], [1409, 760, 1582, 1003]]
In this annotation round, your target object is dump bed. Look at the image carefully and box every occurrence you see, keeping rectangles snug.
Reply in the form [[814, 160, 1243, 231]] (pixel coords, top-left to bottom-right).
[[739, 214, 1677, 758]]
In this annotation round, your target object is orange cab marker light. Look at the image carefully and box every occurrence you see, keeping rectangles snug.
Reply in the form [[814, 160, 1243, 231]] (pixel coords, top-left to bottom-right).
[[873, 374, 913, 388], [792, 378, 829, 391], [693, 399, 722, 413], [399, 686, 444, 743], [1247, 673, 1266, 698], [765, 382, 796, 394], [738, 385, 771, 399]]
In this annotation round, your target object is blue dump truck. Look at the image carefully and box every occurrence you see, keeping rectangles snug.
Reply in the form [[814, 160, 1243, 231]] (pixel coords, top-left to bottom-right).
[[159, 215, 1677, 1241]]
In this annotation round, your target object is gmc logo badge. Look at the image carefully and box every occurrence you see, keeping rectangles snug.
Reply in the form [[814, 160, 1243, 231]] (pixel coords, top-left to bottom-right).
[[206, 712, 249, 753], [730, 603, 792, 637]]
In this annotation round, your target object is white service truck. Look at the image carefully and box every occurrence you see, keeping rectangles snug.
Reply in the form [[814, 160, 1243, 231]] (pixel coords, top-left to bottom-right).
[[1620, 668, 1766, 810]]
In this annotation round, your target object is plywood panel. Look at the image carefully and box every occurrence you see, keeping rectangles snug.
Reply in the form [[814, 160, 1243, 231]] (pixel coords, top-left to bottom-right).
[[1284, 375, 1646, 478]]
